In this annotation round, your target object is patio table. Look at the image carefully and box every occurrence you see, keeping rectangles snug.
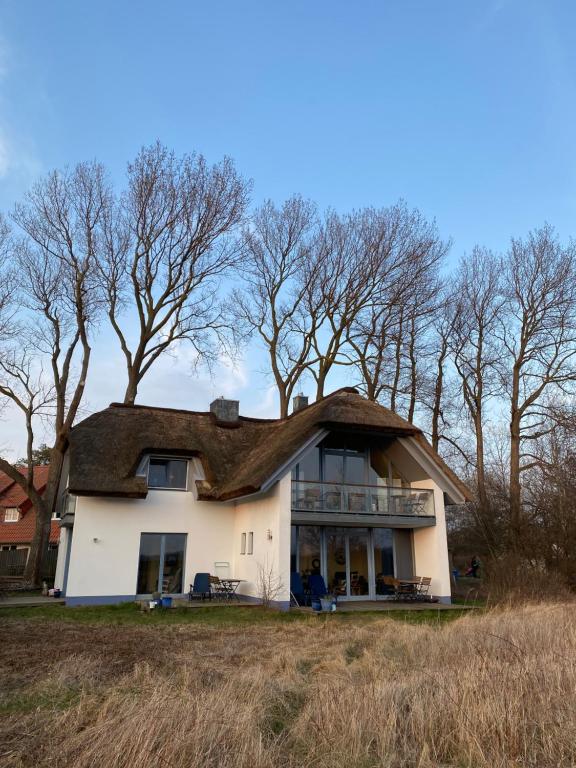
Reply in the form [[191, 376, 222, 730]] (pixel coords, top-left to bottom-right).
[[219, 578, 245, 600], [396, 578, 421, 600]]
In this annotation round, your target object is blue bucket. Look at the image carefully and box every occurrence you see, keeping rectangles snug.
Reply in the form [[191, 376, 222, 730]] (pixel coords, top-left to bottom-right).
[[311, 597, 322, 612], [161, 596, 172, 609]]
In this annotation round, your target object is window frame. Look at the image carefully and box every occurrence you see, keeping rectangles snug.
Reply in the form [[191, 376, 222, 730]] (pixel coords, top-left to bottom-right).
[[247, 531, 254, 555], [147, 457, 189, 491], [240, 532, 246, 555], [3, 508, 19, 523]]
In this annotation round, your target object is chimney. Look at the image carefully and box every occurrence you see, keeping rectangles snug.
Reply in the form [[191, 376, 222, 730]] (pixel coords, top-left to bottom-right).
[[292, 393, 309, 413], [210, 397, 239, 422]]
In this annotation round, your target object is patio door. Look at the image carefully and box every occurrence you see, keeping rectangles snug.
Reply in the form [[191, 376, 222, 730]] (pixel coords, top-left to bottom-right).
[[136, 533, 186, 595], [325, 527, 370, 600]]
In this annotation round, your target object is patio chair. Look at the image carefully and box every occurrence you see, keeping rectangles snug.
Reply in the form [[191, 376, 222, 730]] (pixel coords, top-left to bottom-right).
[[308, 573, 328, 598], [381, 575, 403, 600], [290, 572, 308, 606], [188, 572, 211, 601], [209, 575, 229, 600], [415, 577, 432, 601]]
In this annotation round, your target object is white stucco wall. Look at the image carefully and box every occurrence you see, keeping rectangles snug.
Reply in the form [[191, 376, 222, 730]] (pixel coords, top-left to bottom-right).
[[231, 474, 291, 604], [411, 479, 451, 599], [65, 490, 235, 599]]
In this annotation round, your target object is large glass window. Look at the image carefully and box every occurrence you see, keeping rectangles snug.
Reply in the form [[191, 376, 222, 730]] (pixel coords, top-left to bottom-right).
[[295, 447, 320, 482], [298, 526, 321, 582], [136, 533, 186, 594], [373, 528, 394, 594], [148, 458, 188, 489]]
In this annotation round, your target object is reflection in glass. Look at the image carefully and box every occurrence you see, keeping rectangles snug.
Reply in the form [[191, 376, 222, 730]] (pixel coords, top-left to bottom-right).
[[137, 534, 162, 594], [348, 529, 369, 596], [326, 527, 348, 596], [373, 528, 394, 594], [136, 533, 186, 594]]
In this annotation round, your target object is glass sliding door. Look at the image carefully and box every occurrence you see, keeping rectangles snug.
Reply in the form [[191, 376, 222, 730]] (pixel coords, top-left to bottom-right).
[[291, 525, 413, 600], [373, 528, 394, 595], [136, 533, 186, 595], [348, 530, 369, 596], [326, 527, 348, 596]]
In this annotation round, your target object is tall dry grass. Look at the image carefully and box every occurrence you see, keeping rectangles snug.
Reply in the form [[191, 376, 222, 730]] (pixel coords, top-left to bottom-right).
[[2, 604, 576, 768]]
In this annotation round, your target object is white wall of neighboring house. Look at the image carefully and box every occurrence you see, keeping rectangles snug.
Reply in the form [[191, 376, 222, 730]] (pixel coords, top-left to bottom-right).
[[411, 478, 451, 600], [64, 490, 235, 601], [232, 474, 291, 605]]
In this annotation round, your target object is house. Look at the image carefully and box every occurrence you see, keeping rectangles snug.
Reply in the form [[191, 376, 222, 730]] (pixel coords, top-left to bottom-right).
[[0, 465, 59, 577], [54, 388, 471, 607]]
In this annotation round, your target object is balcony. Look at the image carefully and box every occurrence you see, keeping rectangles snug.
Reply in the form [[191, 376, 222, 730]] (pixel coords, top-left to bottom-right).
[[291, 481, 435, 524]]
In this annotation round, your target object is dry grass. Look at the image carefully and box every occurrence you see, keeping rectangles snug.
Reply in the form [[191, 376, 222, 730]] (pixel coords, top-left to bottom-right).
[[2, 604, 576, 767]]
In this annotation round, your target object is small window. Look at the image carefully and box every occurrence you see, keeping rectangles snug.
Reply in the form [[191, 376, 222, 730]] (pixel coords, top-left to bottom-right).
[[148, 458, 188, 490], [247, 532, 254, 555], [240, 532, 246, 555], [4, 508, 19, 523]]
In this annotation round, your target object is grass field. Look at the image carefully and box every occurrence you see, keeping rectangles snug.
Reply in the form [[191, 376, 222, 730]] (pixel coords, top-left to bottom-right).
[[1, 602, 575, 767]]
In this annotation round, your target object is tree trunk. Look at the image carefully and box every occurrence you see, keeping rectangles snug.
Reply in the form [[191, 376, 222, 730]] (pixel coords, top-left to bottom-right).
[[123, 371, 139, 405], [431, 345, 445, 451], [23, 446, 65, 585], [509, 409, 522, 553]]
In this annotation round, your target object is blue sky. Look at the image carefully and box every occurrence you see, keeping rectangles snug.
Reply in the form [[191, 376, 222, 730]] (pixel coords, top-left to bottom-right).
[[1, 1, 576, 452]]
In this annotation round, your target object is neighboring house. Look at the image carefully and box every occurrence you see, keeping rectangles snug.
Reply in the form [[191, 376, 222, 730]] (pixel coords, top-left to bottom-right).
[[55, 388, 471, 607], [0, 465, 59, 575]]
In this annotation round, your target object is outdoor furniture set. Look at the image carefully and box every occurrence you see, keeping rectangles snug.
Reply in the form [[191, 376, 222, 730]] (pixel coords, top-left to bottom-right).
[[188, 572, 245, 601]]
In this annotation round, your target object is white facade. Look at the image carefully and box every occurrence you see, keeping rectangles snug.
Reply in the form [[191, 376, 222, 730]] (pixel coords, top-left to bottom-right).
[[57, 435, 457, 607]]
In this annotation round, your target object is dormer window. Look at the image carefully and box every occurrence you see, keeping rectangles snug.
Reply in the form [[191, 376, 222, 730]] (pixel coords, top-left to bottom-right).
[[147, 458, 188, 490], [4, 508, 19, 522]]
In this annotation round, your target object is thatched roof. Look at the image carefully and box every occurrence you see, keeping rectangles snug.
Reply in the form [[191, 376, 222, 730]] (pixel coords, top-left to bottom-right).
[[68, 387, 471, 502]]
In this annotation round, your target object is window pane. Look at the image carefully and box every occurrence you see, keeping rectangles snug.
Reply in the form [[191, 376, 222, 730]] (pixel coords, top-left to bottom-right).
[[298, 526, 321, 585], [324, 453, 344, 483], [167, 460, 187, 489], [374, 528, 394, 594], [148, 459, 168, 487], [345, 454, 365, 484], [247, 532, 254, 555], [162, 534, 185, 593], [148, 458, 187, 489], [290, 526, 297, 572], [295, 447, 320, 482], [137, 533, 162, 594], [241, 532, 246, 554], [326, 527, 347, 596]]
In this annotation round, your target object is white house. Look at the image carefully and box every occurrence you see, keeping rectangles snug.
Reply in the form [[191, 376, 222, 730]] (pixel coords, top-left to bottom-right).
[[54, 388, 470, 607]]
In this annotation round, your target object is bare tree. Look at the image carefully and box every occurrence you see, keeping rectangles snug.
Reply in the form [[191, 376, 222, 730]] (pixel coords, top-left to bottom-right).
[[499, 225, 576, 552], [234, 196, 323, 417], [451, 248, 504, 522], [0, 215, 16, 344], [348, 204, 448, 415], [0, 161, 109, 583], [99, 143, 250, 405]]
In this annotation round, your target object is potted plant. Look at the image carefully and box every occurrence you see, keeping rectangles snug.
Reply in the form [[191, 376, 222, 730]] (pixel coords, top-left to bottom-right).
[[320, 594, 336, 612]]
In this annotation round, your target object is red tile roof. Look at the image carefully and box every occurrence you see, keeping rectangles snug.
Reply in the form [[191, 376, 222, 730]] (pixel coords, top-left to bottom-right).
[[0, 466, 58, 546], [0, 508, 60, 545]]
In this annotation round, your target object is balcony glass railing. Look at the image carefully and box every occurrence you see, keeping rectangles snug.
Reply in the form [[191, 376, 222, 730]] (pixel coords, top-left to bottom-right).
[[291, 481, 435, 518]]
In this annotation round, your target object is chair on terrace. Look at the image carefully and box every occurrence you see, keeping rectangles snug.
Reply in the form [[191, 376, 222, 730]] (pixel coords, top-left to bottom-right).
[[308, 573, 328, 598], [290, 572, 308, 607], [189, 572, 211, 601]]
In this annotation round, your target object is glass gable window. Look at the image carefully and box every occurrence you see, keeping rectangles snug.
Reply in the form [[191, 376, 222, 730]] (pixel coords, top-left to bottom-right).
[[148, 458, 188, 490]]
